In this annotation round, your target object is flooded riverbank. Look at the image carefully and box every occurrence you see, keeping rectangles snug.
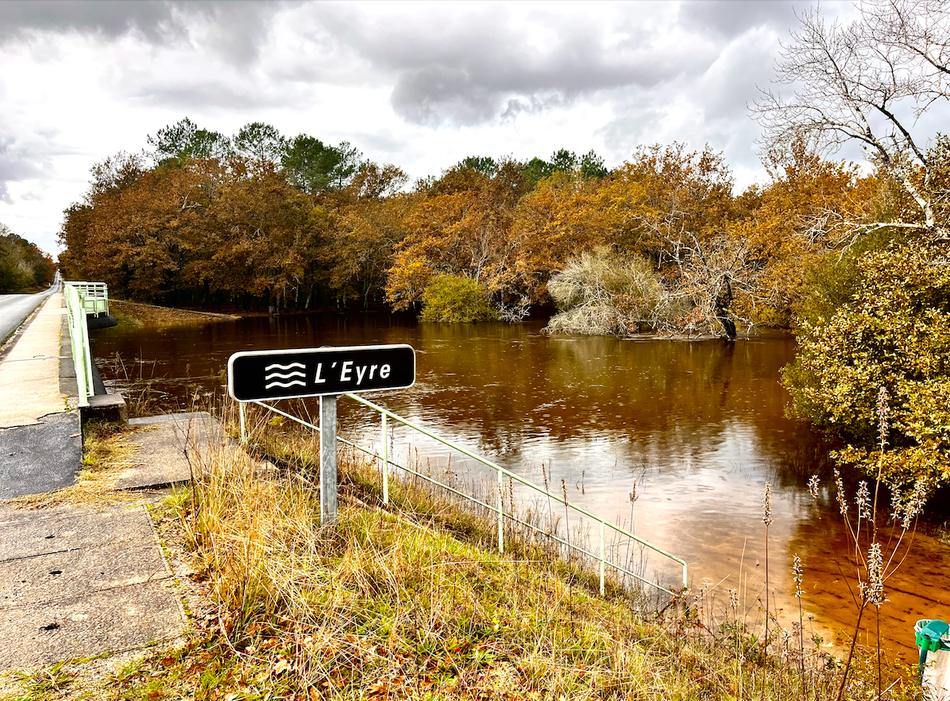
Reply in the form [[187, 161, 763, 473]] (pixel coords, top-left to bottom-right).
[[90, 312, 950, 662]]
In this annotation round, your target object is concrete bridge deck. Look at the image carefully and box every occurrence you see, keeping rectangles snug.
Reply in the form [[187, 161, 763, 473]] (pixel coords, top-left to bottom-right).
[[0, 293, 81, 499]]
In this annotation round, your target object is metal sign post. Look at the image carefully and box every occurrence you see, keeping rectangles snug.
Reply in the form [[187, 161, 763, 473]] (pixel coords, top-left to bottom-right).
[[227, 344, 415, 525], [320, 394, 338, 524]]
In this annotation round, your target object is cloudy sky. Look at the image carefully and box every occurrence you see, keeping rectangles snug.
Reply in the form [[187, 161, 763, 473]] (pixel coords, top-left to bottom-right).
[[0, 0, 862, 257]]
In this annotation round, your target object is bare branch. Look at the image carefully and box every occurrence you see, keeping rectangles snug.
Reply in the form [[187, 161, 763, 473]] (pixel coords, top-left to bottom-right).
[[752, 0, 949, 239]]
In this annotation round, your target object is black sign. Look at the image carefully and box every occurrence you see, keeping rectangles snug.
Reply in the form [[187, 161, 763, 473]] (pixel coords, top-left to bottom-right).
[[228, 344, 415, 401]]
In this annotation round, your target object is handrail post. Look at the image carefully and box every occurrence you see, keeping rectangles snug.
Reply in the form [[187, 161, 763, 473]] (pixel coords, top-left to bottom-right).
[[600, 521, 606, 595], [382, 412, 389, 505], [497, 468, 504, 554], [81, 303, 93, 393], [64, 284, 90, 408], [239, 402, 247, 443]]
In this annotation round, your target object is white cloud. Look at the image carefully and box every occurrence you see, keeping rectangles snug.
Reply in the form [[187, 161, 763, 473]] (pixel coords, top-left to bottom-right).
[[0, 0, 867, 256]]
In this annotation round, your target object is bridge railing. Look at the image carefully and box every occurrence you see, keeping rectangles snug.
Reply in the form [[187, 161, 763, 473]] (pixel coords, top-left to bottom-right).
[[65, 282, 109, 315], [62, 283, 94, 408], [241, 395, 688, 598]]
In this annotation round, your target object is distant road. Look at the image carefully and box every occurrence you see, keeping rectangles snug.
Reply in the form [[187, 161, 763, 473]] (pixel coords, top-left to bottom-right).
[[0, 276, 60, 348]]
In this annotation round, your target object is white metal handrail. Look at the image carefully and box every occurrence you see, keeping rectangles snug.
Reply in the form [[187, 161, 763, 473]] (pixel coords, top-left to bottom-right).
[[241, 395, 688, 598], [62, 284, 94, 407]]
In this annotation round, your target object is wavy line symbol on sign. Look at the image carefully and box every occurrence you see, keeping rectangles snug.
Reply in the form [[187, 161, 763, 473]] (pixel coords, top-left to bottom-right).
[[264, 362, 306, 390]]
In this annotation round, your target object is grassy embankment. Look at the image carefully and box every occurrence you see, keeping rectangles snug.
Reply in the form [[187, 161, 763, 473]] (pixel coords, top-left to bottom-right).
[[109, 300, 240, 328], [2, 405, 921, 701]]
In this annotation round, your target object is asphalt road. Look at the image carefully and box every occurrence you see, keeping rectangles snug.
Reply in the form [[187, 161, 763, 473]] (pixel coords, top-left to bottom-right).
[[0, 276, 60, 348]]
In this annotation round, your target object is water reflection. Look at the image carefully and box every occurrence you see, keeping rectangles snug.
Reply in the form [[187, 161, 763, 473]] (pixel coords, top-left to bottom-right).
[[90, 313, 949, 660]]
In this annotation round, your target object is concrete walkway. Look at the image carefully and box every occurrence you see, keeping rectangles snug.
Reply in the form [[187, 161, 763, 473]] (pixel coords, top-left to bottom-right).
[[0, 503, 184, 669], [0, 413, 223, 671], [0, 299, 214, 672], [0, 293, 81, 499], [120, 412, 224, 490]]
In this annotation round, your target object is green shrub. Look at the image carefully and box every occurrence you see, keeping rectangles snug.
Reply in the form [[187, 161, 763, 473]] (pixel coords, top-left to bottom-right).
[[784, 244, 950, 486], [419, 274, 497, 322]]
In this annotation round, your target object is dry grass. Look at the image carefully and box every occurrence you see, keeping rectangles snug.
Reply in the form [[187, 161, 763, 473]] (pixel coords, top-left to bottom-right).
[[157, 444, 774, 699], [4, 421, 157, 509], [0, 408, 924, 700], [110, 300, 239, 329], [147, 433, 921, 700]]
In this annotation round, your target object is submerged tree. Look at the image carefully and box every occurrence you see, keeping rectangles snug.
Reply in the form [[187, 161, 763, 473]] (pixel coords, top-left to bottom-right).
[[544, 247, 683, 336], [603, 143, 747, 338], [419, 274, 497, 323]]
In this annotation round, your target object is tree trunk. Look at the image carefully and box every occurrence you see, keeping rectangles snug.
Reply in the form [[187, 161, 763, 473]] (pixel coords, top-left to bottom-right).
[[714, 278, 737, 339]]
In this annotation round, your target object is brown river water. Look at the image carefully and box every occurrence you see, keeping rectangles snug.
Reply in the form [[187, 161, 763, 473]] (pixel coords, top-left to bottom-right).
[[90, 313, 950, 663]]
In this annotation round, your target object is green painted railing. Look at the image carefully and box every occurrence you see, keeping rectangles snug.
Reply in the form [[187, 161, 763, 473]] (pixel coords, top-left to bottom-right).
[[65, 282, 109, 315], [62, 281, 108, 407], [63, 283, 95, 408]]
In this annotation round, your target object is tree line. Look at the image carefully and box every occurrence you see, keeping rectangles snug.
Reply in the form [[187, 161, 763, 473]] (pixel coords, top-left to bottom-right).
[[58, 122, 877, 335], [0, 223, 55, 293]]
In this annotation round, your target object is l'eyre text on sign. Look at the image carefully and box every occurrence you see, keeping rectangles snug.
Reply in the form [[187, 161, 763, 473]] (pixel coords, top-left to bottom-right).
[[315, 359, 392, 385]]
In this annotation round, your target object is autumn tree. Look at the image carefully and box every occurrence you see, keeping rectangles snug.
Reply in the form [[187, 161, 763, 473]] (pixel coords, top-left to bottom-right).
[[504, 171, 609, 313], [386, 160, 530, 313], [198, 158, 320, 308], [60, 155, 321, 308], [67, 160, 216, 299], [759, 0, 950, 485], [88, 151, 148, 198], [59, 152, 149, 281], [736, 141, 879, 325], [0, 223, 55, 292], [323, 163, 412, 308], [602, 143, 746, 337]]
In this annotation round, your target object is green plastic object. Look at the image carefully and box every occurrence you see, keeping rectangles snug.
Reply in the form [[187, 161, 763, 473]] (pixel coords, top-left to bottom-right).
[[915, 619, 950, 684], [916, 619, 950, 653]]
